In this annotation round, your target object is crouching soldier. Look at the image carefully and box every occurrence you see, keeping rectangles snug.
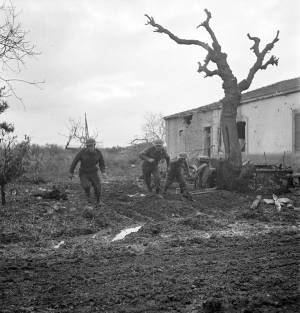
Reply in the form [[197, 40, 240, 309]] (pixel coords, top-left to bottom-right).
[[139, 139, 170, 195], [69, 138, 107, 205], [163, 153, 193, 201]]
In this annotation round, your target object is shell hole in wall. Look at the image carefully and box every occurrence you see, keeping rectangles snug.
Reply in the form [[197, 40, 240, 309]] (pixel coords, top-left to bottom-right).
[[183, 114, 193, 127]]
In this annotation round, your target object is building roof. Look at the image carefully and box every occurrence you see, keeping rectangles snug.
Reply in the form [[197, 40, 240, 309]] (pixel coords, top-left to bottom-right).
[[164, 76, 300, 120]]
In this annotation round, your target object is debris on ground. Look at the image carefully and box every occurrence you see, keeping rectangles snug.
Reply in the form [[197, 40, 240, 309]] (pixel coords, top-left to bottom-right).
[[127, 193, 146, 198], [53, 240, 65, 249], [0, 179, 298, 313], [263, 196, 294, 211], [250, 195, 262, 209], [32, 185, 68, 200]]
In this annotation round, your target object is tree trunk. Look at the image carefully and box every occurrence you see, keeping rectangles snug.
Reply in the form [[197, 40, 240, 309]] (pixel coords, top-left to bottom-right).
[[220, 89, 242, 168], [1, 184, 6, 205], [217, 88, 245, 191]]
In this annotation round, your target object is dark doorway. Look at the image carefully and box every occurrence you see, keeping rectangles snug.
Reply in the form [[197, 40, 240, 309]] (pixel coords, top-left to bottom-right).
[[204, 127, 212, 157], [236, 121, 246, 152]]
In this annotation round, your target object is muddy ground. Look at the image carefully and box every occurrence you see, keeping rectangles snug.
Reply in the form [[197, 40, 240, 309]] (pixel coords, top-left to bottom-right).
[[0, 178, 299, 313]]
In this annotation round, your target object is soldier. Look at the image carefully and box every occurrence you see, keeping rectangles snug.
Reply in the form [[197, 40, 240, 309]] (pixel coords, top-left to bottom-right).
[[163, 153, 193, 200], [69, 138, 107, 205], [139, 139, 170, 194]]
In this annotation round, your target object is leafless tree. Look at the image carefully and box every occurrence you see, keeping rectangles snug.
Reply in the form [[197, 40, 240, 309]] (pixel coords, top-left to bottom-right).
[[0, 1, 41, 103], [142, 112, 166, 143], [145, 9, 279, 168], [63, 118, 100, 149]]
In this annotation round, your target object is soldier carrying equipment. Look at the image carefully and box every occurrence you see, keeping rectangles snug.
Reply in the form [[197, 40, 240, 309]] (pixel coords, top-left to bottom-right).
[[163, 153, 193, 200], [139, 139, 170, 194]]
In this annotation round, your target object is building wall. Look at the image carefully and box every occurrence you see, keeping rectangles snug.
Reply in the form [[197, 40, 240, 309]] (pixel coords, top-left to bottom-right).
[[237, 92, 300, 169], [166, 110, 218, 159], [166, 91, 300, 169]]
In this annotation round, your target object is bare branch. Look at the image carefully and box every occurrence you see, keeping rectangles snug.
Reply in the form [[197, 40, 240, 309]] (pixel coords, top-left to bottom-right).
[[239, 30, 280, 92], [262, 30, 279, 54], [197, 53, 219, 77], [196, 8, 212, 28], [0, 3, 39, 70], [247, 33, 260, 56], [145, 14, 211, 51], [197, 9, 221, 52], [0, 2, 41, 104], [261, 55, 279, 69], [63, 118, 100, 149], [141, 112, 166, 143]]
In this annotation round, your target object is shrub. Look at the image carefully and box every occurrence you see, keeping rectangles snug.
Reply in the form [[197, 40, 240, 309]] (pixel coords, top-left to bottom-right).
[[0, 134, 30, 204]]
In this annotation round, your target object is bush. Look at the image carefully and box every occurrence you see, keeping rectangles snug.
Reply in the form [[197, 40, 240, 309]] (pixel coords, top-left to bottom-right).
[[0, 135, 30, 204]]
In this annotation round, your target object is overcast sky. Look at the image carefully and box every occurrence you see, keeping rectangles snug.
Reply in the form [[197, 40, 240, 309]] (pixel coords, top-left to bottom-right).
[[3, 0, 300, 147]]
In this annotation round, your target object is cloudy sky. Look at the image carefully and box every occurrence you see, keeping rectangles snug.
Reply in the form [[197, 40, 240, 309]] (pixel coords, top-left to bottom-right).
[[3, 0, 300, 147]]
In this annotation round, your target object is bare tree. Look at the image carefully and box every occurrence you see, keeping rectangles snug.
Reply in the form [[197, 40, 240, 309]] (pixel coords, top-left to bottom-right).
[[142, 112, 166, 143], [145, 9, 279, 168], [63, 117, 100, 149], [0, 1, 41, 103], [0, 87, 13, 133]]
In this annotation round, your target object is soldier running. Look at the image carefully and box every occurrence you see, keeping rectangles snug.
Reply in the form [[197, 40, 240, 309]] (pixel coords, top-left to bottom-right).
[[69, 138, 107, 205], [139, 139, 170, 194], [163, 153, 193, 200]]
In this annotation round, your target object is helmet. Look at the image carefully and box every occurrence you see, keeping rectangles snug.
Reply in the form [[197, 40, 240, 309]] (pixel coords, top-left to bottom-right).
[[178, 152, 187, 159], [153, 139, 164, 146], [85, 138, 96, 146]]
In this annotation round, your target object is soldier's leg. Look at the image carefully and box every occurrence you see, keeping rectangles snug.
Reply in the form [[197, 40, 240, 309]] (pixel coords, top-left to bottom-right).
[[142, 162, 152, 192], [79, 173, 91, 202], [196, 163, 208, 188], [163, 171, 175, 194], [176, 171, 187, 193], [177, 171, 192, 200], [89, 172, 102, 203], [152, 166, 161, 194]]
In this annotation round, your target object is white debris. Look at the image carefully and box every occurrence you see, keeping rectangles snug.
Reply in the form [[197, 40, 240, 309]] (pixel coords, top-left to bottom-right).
[[250, 195, 262, 209], [127, 193, 146, 198], [263, 199, 274, 205], [112, 226, 142, 242], [263, 197, 292, 206], [53, 240, 65, 249], [278, 198, 292, 204], [273, 194, 282, 212]]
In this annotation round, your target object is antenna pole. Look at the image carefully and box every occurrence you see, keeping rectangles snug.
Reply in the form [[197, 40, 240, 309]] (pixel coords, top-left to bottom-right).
[[84, 112, 90, 139]]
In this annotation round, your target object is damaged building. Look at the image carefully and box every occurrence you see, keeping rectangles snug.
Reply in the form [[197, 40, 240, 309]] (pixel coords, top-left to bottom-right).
[[164, 77, 300, 170]]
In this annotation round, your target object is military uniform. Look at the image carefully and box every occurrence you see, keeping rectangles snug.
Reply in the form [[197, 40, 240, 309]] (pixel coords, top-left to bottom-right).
[[163, 157, 189, 194], [70, 148, 105, 203], [139, 144, 170, 193]]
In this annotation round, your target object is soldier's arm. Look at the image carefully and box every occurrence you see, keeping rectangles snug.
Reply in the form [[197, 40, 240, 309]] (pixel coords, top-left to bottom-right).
[[98, 151, 106, 173], [139, 147, 153, 162], [69, 151, 81, 174]]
